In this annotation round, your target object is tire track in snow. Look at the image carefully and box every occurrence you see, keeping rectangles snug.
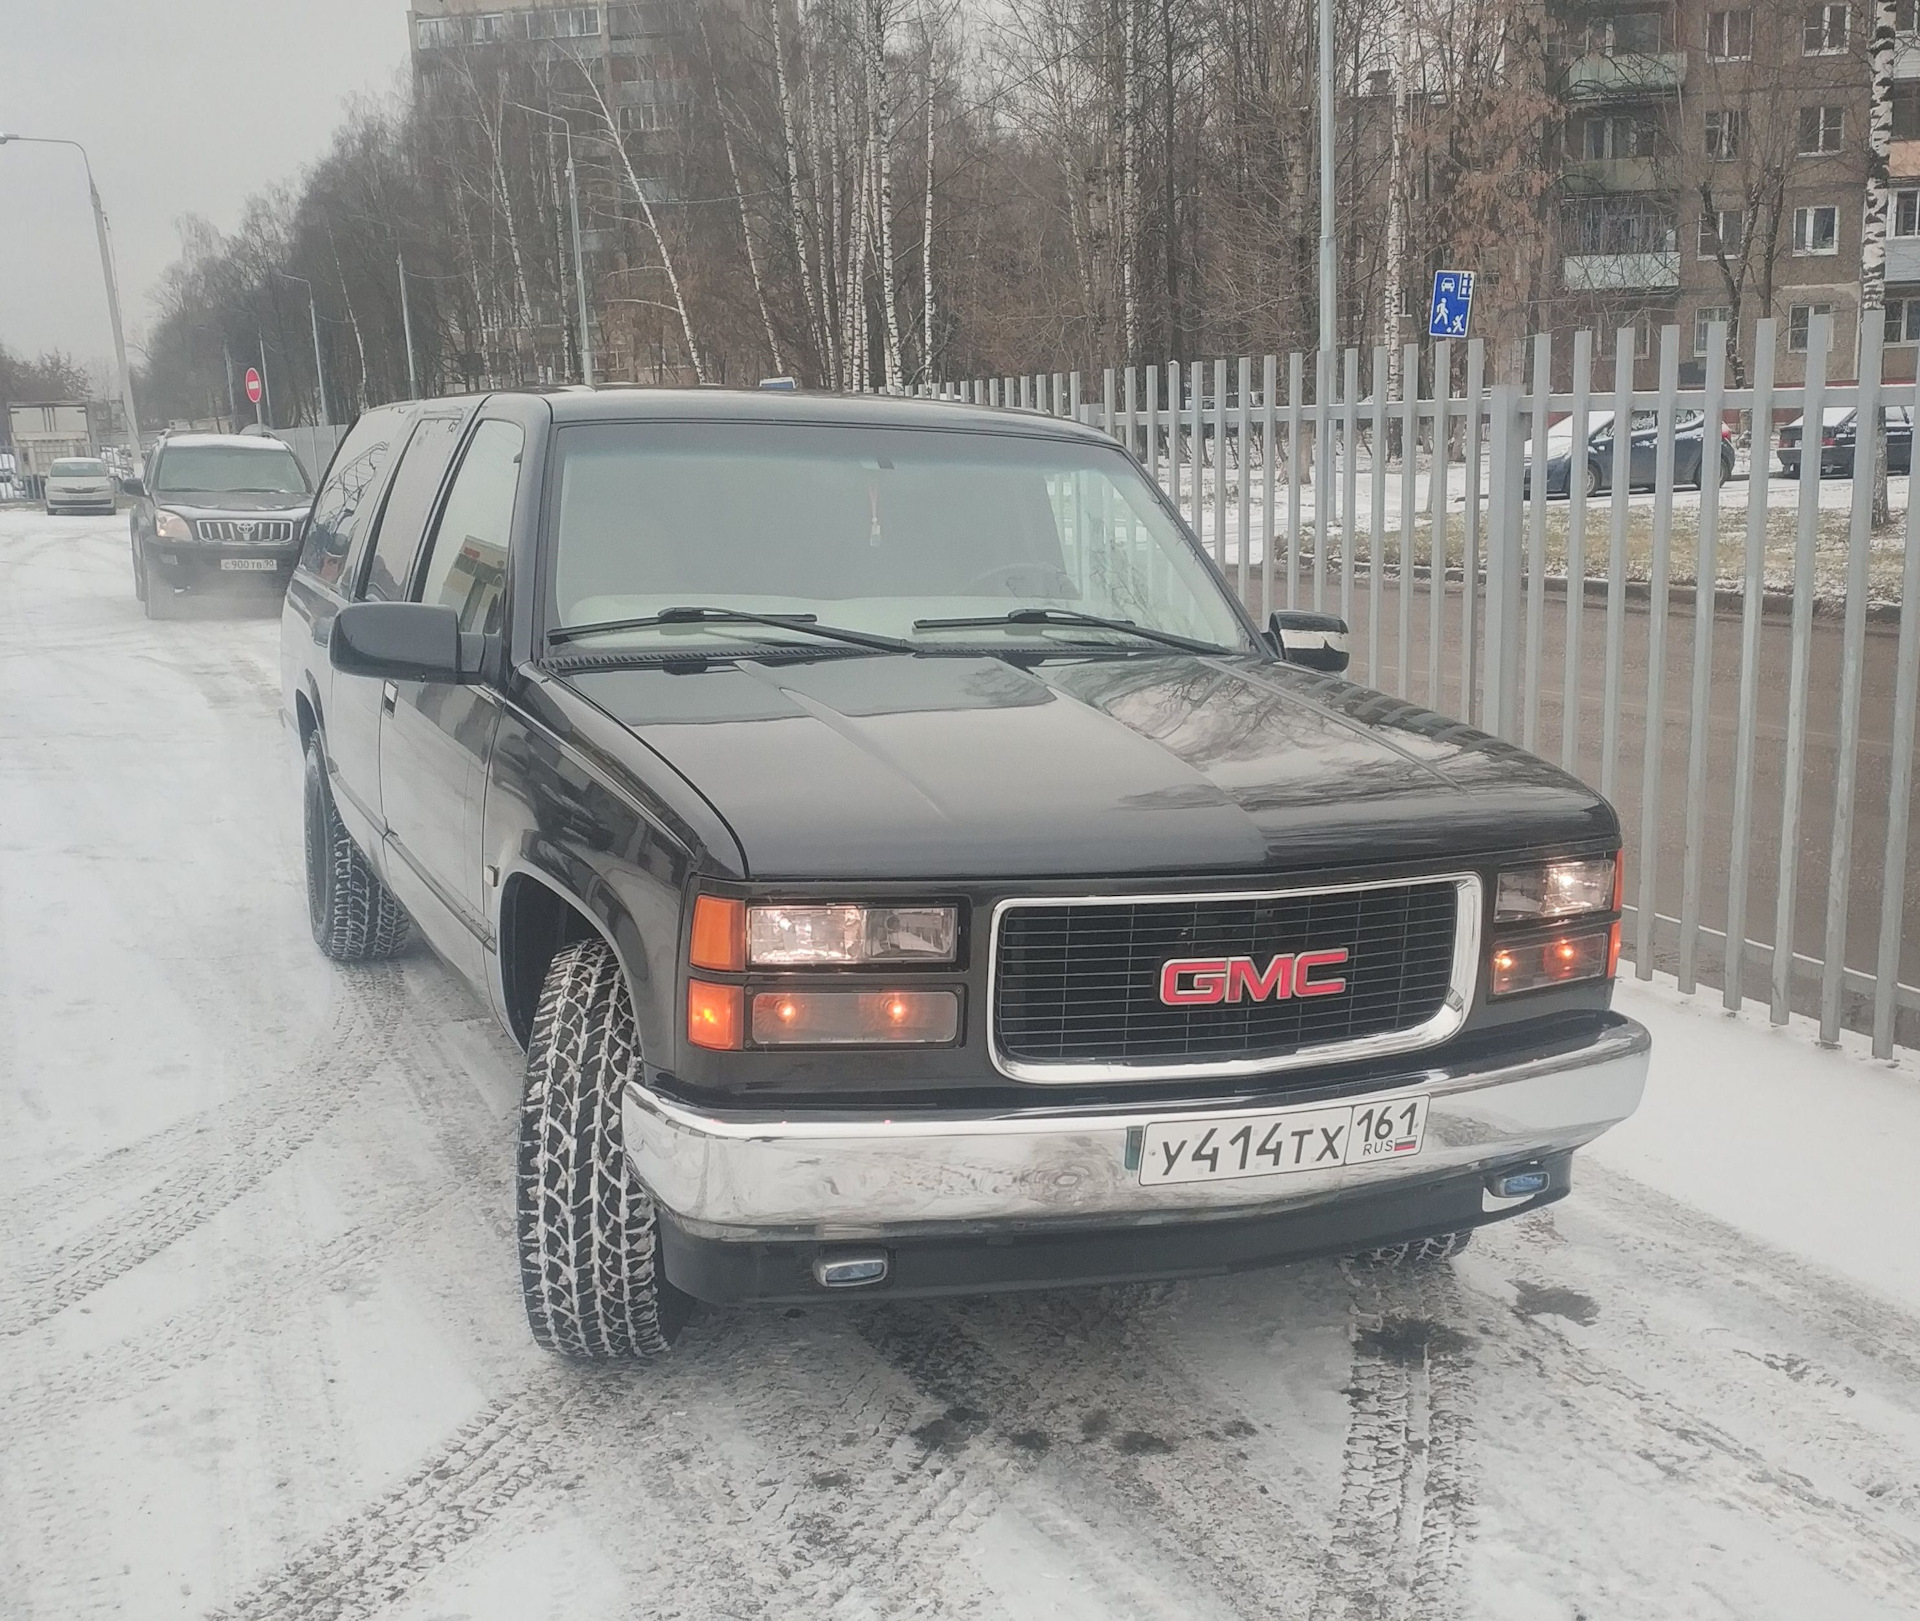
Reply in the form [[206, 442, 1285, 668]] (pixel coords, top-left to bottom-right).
[[208, 1372, 613, 1621], [1457, 1261, 1920, 1611], [0, 963, 407, 1338], [1313, 1264, 1476, 1621], [857, 1291, 1327, 1619]]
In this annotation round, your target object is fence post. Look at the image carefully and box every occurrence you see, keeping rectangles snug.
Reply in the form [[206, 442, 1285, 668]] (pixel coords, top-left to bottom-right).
[[1483, 384, 1525, 740], [1820, 306, 1884, 1041]]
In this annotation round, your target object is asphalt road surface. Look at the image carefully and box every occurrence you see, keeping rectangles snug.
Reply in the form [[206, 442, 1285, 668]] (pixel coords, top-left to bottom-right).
[[4, 510, 1920, 1621]]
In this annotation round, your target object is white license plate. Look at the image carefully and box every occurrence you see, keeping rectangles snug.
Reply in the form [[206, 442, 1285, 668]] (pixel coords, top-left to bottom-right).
[[220, 557, 278, 572], [1138, 1095, 1428, 1186]]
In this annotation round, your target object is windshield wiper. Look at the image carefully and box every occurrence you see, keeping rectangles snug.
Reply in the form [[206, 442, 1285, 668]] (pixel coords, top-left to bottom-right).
[[911, 607, 1232, 655], [549, 605, 915, 653]]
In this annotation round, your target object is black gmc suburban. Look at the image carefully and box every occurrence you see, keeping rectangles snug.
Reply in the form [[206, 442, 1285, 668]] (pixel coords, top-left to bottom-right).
[[280, 388, 1649, 1364]]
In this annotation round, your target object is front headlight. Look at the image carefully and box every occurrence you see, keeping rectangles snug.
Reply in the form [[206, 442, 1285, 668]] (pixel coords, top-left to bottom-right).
[[155, 510, 193, 542], [1494, 857, 1616, 922], [746, 903, 958, 966]]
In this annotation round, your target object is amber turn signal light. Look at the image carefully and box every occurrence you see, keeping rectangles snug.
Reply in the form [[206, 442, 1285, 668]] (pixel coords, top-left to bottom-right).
[[690, 895, 745, 972], [749, 988, 960, 1046], [687, 979, 743, 1049], [1490, 928, 1612, 997]]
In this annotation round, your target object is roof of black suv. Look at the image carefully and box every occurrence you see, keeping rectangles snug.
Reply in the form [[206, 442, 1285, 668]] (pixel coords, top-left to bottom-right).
[[526, 386, 1110, 444]]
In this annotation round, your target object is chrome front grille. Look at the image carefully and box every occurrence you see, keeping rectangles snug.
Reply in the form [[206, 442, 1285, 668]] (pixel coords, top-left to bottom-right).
[[989, 875, 1480, 1083], [194, 518, 295, 544]]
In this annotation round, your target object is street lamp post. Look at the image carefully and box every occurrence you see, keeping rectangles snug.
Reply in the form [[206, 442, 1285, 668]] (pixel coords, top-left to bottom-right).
[[277, 272, 330, 426], [0, 133, 144, 463], [509, 102, 593, 386]]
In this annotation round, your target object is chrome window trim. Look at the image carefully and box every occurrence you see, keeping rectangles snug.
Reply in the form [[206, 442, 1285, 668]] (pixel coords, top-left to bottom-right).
[[986, 873, 1482, 1085]]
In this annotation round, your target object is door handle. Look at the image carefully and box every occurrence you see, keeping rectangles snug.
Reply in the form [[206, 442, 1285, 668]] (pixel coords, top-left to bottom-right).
[[382, 680, 398, 714]]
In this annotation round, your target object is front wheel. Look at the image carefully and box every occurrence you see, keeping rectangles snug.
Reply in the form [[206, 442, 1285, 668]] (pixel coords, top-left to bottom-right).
[[1584, 461, 1603, 499], [517, 938, 691, 1361], [303, 733, 409, 960]]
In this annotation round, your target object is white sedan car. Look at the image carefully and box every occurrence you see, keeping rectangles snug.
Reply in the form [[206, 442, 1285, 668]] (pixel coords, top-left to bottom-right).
[[44, 457, 119, 515]]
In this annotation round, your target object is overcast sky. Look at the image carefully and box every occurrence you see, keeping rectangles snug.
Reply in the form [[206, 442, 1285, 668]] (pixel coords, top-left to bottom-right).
[[0, 0, 409, 379]]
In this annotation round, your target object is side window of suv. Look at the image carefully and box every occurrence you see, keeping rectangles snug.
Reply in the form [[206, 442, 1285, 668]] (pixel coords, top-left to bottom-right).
[[417, 419, 524, 635], [296, 408, 402, 589], [361, 414, 466, 602]]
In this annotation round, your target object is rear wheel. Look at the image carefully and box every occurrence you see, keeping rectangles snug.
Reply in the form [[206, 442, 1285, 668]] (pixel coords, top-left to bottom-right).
[[303, 733, 409, 960], [1348, 1229, 1474, 1269], [517, 938, 690, 1361]]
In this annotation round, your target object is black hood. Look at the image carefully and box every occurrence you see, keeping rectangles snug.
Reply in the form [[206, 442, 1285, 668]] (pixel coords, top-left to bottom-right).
[[562, 653, 1616, 881]]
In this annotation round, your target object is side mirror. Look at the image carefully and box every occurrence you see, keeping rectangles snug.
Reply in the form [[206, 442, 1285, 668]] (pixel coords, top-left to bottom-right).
[[124, 477, 145, 496], [1265, 610, 1350, 675], [330, 601, 482, 684]]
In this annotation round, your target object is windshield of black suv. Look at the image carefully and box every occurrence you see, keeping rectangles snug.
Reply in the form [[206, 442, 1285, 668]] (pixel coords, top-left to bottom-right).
[[155, 444, 310, 497], [51, 458, 108, 477], [546, 421, 1253, 653]]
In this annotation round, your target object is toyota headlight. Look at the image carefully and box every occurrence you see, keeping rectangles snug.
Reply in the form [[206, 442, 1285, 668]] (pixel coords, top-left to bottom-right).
[[155, 510, 193, 542]]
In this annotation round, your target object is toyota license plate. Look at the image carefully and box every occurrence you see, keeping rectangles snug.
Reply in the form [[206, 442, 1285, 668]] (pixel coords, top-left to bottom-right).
[[220, 558, 278, 571], [1138, 1096, 1428, 1186]]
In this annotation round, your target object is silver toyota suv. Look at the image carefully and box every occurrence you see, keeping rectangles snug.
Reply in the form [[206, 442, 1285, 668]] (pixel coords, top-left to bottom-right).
[[128, 432, 313, 619]]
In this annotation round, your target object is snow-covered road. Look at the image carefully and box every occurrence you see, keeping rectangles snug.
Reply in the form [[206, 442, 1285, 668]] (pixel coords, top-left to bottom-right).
[[3, 508, 1920, 1621]]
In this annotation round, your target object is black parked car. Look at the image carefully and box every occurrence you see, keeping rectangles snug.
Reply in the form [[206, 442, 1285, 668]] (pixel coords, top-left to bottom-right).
[[128, 432, 313, 618], [1777, 406, 1914, 478], [1523, 408, 1736, 498], [282, 389, 1649, 1362]]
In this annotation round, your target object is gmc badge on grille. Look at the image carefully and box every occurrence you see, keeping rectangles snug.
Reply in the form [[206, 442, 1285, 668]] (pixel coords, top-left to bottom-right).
[[1158, 950, 1350, 1006]]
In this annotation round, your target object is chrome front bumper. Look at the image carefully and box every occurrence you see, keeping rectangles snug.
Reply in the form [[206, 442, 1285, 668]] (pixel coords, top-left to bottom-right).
[[623, 1017, 1650, 1242]]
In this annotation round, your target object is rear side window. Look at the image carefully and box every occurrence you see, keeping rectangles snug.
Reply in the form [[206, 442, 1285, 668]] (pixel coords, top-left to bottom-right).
[[297, 409, 403, 589], [418, 419, 524, 634], [362, 414, 466, 603]]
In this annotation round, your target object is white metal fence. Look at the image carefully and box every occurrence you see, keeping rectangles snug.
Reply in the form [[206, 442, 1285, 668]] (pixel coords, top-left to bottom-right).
[[937, 313, 1920, 1059]]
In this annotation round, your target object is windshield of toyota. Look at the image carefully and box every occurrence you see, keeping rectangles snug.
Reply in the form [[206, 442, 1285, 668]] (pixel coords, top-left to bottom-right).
[[155, 444, 310, 497], [51, 458, 108, 478], [547, 422, 1253, 653]]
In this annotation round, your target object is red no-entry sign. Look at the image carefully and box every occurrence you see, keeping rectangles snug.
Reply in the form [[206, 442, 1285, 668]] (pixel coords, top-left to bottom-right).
[[245, 367, 263, 405]]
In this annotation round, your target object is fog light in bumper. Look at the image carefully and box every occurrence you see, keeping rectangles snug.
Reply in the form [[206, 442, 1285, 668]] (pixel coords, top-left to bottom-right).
[[1490, 927, 1611, 996]]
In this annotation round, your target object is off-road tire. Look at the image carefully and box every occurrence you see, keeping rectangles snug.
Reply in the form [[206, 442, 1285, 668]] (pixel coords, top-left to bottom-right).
[[1348, 1229, 1474, 1270], [139, 544, 178, 619], [517, 938, 689, 1361], [303, 734, 409, 960]]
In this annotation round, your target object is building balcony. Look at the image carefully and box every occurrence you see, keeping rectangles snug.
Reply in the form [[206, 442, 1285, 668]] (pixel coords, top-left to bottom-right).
[[1890, 237, 1920, 282], [1561, 51, 1687, 100], [1895, 38, 1920, 79], [1562, 251, 1681, 290], [1561, 156, 1663, 193]]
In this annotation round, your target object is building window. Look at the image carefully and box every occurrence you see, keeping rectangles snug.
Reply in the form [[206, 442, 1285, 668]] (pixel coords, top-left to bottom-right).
[[1898, 188, 1920, 236], [1699, 208, 1746, 258], [415, 15, 460, 48], [1901, 0, 1920, 33], [468, 12, 507, 43], [520, 7, 601, 39], [1889, 298, 1920, 343], [1896, 84, 1920, 141], [1704, 109, 1744, 159], [1589, 12, 1666, 54], [1584, 114, 1657, 158], [1630, 318, 1654, 359], [1788, 303, 1835, 351], [1567, 198, 1678, 255], [1798, 105, 1845, 154], [1803, 3, 1848, 53], [1793, 204, 1840, 254], [1706, 8, 1753, 58], [1695, 307, 1733, 356]]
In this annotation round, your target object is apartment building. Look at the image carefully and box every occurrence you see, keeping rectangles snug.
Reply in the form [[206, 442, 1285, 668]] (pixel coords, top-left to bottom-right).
[[1547, 0, 1916, 383], [408, 1, 691, 134]]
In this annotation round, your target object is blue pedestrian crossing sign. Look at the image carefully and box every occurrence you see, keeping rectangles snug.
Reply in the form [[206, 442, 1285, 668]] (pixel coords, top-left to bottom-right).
[[1428, 270, 1475, 339]]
